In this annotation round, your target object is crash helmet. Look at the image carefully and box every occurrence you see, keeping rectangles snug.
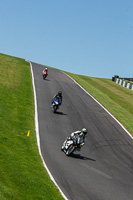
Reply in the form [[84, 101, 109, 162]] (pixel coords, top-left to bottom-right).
[[82, 128, 87, 135], [58, 91, 62, 97], [45, 67, 48, 71]]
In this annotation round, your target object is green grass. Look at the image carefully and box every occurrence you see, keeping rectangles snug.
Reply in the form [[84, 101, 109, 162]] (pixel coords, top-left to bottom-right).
[[1, 53, 133, 200], [64, 72, 133, 136], [0, 53, 64, 200]]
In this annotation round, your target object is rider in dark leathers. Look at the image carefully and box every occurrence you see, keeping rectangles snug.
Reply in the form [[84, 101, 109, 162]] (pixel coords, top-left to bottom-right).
[[52, 91, 62, 106]]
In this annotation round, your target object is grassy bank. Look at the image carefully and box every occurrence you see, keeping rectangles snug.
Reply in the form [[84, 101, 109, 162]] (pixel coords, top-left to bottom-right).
[[64, 72, 133, 136], [0, 53, 64, 200]]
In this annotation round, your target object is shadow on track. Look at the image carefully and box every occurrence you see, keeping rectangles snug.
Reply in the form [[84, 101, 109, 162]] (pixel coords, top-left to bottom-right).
[[43, 79, 50, 81], [69, 153, 96, 161], [54, 111, 67, 115]]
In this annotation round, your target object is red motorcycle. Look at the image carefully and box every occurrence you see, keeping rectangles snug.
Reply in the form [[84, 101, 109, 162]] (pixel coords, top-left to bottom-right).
[[43, 71, 48, 79]]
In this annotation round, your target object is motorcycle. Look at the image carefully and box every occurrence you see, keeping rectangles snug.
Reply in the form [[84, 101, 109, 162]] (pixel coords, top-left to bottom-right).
[[43, 71, 48, 79], [51, 98, 61, 113], [61, 136, 81, 156]]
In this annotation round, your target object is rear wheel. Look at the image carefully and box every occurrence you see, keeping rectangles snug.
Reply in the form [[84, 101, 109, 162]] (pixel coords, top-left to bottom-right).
[[53, 105, 58, 113]]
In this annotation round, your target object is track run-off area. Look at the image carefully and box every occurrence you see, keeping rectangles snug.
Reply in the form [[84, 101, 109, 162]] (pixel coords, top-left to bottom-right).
[[31, 62, 133, 200]]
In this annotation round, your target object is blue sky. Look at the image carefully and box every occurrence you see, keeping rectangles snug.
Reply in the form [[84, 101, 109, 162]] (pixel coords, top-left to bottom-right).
[[0, 0, 133, 78]]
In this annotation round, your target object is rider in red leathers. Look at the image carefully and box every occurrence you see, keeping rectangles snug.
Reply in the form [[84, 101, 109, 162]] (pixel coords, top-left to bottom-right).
[[42, 67, 48, 79]]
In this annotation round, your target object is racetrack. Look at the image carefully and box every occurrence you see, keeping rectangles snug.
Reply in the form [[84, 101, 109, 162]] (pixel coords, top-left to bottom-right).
[[31, 62, 133, 200]]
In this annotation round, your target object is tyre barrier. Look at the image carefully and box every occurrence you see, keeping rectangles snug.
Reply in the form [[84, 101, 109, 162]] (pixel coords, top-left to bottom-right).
[[112, 76, 133, 91]]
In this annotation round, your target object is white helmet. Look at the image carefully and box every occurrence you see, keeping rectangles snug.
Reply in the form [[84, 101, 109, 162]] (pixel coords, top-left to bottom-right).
[[82, 128, 87, 135]]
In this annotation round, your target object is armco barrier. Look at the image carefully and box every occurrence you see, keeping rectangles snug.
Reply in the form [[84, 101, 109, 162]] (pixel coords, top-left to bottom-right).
[[114, 77, 133, 90]]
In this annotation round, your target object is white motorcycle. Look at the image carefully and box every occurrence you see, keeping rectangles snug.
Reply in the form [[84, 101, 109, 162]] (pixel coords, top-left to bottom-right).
[[61, 136, 82, 156]]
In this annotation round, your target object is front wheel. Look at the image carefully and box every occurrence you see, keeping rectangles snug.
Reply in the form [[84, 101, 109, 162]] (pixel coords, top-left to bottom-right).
[[66, 145, 75, 156]]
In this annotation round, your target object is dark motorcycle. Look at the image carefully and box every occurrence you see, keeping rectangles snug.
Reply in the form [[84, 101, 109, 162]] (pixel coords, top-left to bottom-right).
[[51, 98, 61, 113]]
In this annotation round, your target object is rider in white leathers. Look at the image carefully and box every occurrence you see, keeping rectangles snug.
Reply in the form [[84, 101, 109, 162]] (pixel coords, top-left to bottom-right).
[[69, 128, 87, 151]]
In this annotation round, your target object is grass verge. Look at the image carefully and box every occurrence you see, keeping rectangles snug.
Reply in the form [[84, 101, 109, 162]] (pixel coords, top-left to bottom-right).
[[0, 53, 64, 200]]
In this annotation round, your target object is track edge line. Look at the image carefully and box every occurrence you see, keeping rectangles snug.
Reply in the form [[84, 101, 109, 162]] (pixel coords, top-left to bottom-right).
[[30, 62, 68, 200], [63, 72, 133, 140]]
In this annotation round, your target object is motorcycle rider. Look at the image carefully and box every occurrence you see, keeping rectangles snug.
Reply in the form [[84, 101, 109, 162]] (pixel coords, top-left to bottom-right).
[[42, 67, 48, 76], [68, 128, 87, 151], [52, 91, 62, 106]]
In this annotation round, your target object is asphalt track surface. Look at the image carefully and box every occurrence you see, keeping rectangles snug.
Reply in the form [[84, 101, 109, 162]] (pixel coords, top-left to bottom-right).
[[31, 62, 133, 200]]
